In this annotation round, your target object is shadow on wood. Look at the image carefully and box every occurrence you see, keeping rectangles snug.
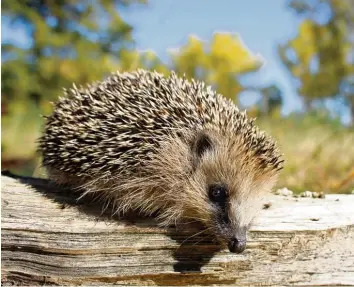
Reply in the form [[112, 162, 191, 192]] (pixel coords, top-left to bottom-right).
[[1, 173, 354, 286]]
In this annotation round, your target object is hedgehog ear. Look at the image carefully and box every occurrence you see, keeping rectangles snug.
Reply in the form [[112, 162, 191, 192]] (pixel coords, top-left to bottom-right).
[[193, 132, 213, 159]]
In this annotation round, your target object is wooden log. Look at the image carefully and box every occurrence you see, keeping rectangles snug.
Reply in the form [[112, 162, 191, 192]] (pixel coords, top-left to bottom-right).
[[1, 173, 354, 286]]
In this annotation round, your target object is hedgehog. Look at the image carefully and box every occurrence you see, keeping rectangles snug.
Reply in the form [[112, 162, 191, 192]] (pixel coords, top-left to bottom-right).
[[38, 69, 283, 253]]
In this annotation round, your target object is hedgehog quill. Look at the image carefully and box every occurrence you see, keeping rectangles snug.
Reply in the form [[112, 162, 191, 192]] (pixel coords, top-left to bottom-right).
[[38, 69, 283, 253]]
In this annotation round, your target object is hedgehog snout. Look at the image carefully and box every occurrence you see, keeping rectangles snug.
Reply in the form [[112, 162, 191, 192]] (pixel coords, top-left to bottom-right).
[[223, 224, 247, 253], [213, 217, 248, 253], [228, 221, 249, 253], [214, 225, 248, 253], [228, 237, 247, 253], [217, 222, 248, 253]]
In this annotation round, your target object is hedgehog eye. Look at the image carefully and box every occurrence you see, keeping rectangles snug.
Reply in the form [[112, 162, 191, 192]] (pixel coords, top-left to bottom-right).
[[194, 133, 212, 158], [208, 184, 228, 205]]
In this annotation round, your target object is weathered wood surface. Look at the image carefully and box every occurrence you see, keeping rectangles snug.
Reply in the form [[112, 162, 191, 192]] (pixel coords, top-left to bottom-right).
[[1, 174, 354, 286]]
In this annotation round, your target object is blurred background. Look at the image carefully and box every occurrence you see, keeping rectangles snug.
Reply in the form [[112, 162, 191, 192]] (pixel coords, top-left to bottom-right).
[[1, 0, 353, 193]]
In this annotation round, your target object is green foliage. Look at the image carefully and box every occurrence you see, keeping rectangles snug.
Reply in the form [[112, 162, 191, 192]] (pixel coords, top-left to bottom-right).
[[279, 0, 354, 116], [2, 0, 146, 101]]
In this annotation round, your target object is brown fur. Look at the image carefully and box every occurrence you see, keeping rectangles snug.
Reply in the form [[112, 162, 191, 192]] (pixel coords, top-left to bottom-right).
[[47, 127, 279, 244]]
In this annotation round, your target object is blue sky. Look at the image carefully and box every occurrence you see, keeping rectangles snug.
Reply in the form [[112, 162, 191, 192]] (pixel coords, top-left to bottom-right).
[[2, 0, 351, 122]]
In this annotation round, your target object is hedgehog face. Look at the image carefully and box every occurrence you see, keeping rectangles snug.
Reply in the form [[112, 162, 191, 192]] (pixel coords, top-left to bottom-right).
[[183, 130, 279, 253], [147, 128, 279, 253]]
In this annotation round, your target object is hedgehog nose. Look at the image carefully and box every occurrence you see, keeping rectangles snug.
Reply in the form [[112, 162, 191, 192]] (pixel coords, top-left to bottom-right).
[[228, 237, 246, 253]]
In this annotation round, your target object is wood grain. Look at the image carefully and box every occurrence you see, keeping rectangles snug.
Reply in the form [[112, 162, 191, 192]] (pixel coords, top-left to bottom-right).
[[1, 174, 354, 286]]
